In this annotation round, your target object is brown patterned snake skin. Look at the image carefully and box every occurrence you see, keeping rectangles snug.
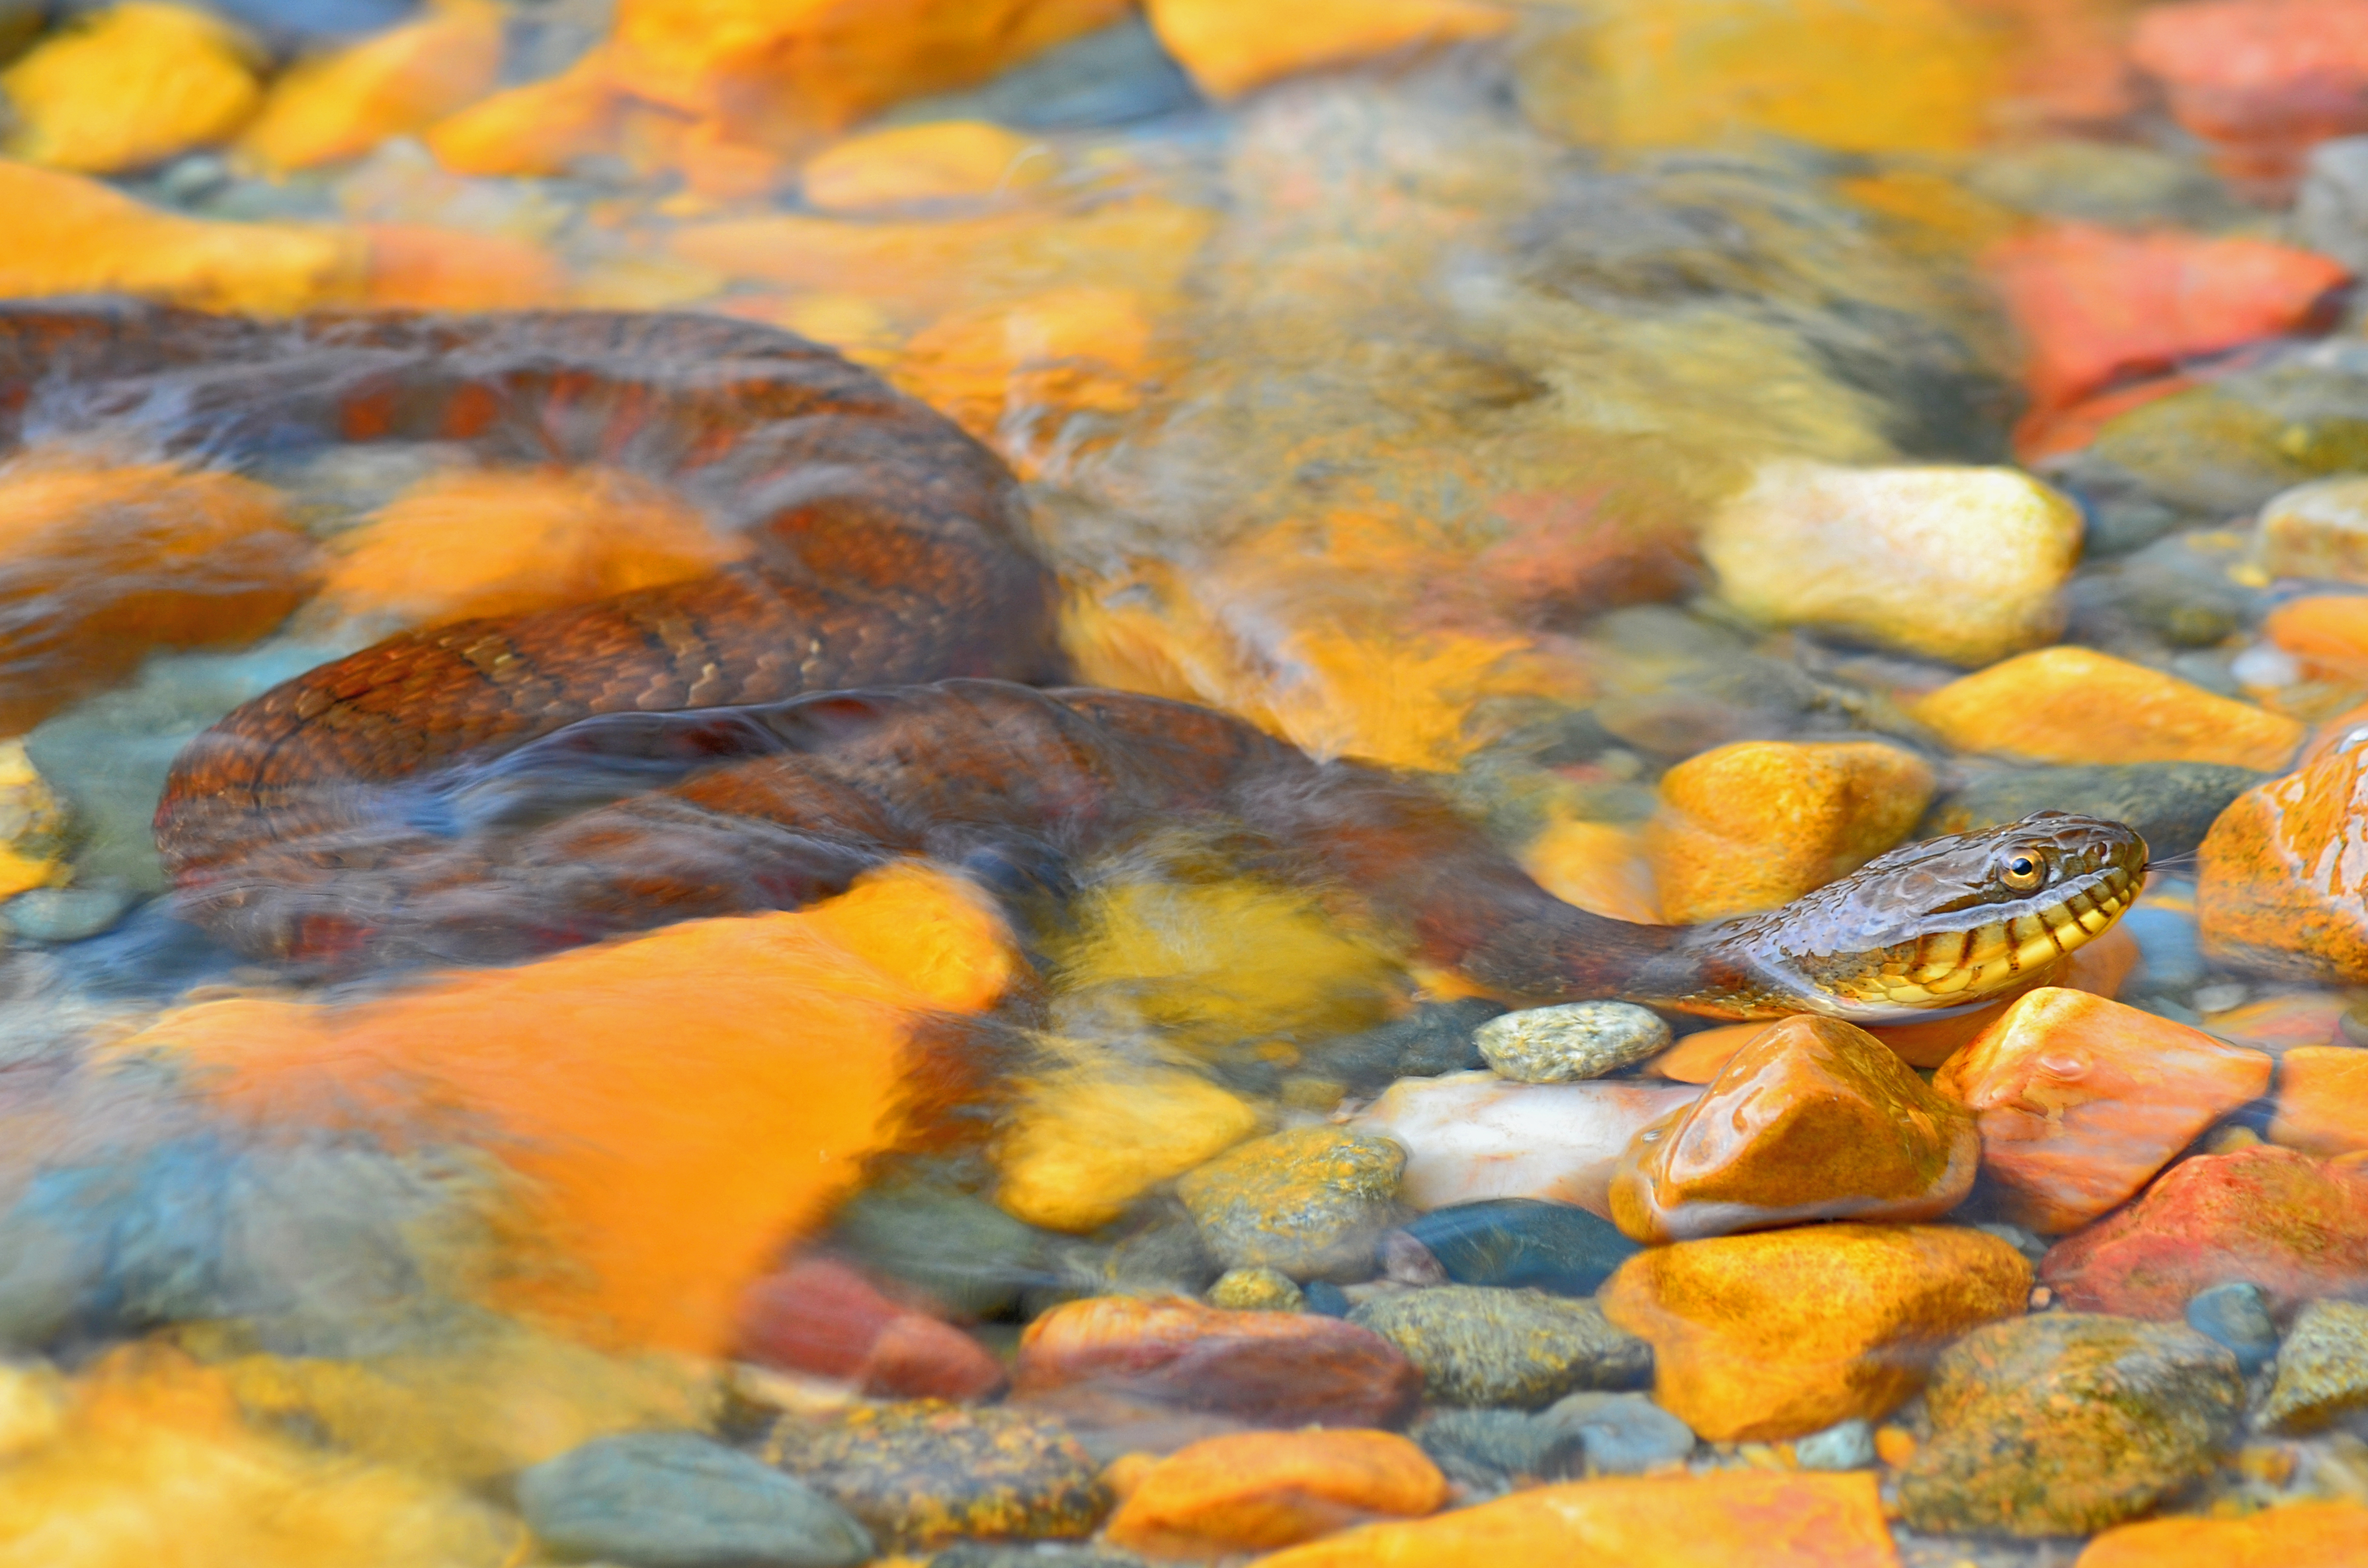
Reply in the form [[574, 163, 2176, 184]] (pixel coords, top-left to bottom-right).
[[2, 302, 2145, 1016]]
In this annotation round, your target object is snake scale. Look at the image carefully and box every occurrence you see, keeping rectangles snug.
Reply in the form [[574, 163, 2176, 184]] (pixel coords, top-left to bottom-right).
[[0, 302, 2146, 1015]]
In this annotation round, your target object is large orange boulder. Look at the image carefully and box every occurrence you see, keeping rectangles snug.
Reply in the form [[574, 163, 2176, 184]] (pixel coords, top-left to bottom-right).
[[1104, 1430, 1445, 1557], [111, 866, 1019, 1356], [1911, 647, 2304, 771], [1251, 1471, 1901, 1568], [1934, 988, 2273, 1233], [0, 457, 316, 732], [2077, 1502, 2368, 1567], [2199, 716, 2368, 980], [1610, 1015, 1978, 1243], [1, 3, 262, 175], [1598, 1223, 2030, 1441]]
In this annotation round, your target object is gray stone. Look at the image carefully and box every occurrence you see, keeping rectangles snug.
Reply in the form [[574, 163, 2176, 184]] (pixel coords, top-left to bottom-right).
[[0, 885, 132, 944], [1922, 762, 2265, 861], [929, 1548, 1146, 1568], [1347, 1285, 1651, 1409], [1175, 1127, 1404, 1282], [2299, 137, 2368, 278], [1792, 1417, 1876, 1471], [1410, 1408, 1568, 1489], [2260, 1299, 2368, 1432], [2187, 1282, 2280, 1377], [2064, 531, 2269, 653], [1315, 999, 1499, 1088], [881, 14, 1200, 131], [1206, 1267, 1303, 1312], [1475, 1002, 1671, 1084], [1538, 1391, 1695, 1475], [1399, 1199, 1640, 1297], [518, 1432, 872, 1568], [1896, 1313, 2245, 1537], [832, 1180, 1054, 1319]]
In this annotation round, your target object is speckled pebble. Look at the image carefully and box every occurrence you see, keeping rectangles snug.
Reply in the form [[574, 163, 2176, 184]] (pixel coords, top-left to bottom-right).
[[1347, 1286, 1651, 1409], [1538, 1391, 1695, 1475], [2260, 1300, 2368, 1433], [1475, 1002, 1672, 1084], [1409, 1409, 1567, 1489], [1176, 1127, 1405, 1282], [1792, 1417, 1876, 1472], [2186, 1281, 2280, 1377], [1206, 1267, 1303, 1313]]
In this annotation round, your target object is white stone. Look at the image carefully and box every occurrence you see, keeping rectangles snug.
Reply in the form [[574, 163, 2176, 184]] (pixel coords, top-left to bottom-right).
[[2257, 474, 2368, 583], [1348, 1071, 1701, 1218], [1475, 1000, 1671, 1083], [1703, 460, 2083, 666]]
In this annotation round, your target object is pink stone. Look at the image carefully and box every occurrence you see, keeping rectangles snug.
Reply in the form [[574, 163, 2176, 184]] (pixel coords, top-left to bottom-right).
[[732, 1255, 1006, 1400]]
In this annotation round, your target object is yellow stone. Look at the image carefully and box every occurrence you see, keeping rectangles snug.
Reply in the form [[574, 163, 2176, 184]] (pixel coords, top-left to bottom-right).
[[1562, 0, 2007, 154], [1145, 0, 1515, 100], [236, 0, 504, 172], [1645, 740, 1933, 925], [0, 740, 67, 900], [1518, 812, 1663, 926], [1912, 647, 2306, 771], [890, 285, 1159, 472], [1599, 1223, 2031, 1442], [0, 160, 363, 313], [1, 3, 262, 175], [1703, 461, 2081, 666], [802, 121, 1054, 213], [994, 1064, 1264, 1233]]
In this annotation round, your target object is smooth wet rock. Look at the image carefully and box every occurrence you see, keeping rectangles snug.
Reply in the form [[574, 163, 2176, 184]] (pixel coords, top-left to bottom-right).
[[833, 1182, 1051, 1321], [2039, 1145, 2368, 1318], [801, 120, 1052, 213], [1144, 0, 1513, 100], [994, 1066, 1262, 1234], [1408, 1409, 1563, 1488], [1599, 1223, 2031, 1442], [1933, 988, 2272, 1234], [1399, 1199, 1639, 1297], [2132, 0, 2368, 188], [1895, 1313, 2244, 1537], [2119, 899, 2209, 996], [1912, 646, 2305, 770], [759, 1400, 1106, 1551], [1012, 1295, 1420, 1428], [235, 0, 503, 172], [1921, 762, 2264, 860], [2272, 1046, 2368, 1157], [2260, 1300, 2368, 1432], [2259, 476, 2368, 583], [1538, 1391, 1695, 1476], [2077, 1502, 2368, 1567], [1349, 1073, 1701, 1218], [1103, 1429, 1445, 1557], [1645, 739, 1933, 924], [1346, 1287, 1650, 1410], [1311, 999, 1498, 1088], [1250, 1471, 1899, 1568], [733, 1257, 1005, 1402], [2, 3, 262, 175], [1611, 1014, 1978, 1243], [0, 739, 65, 902], [1205, 1267, 1302, 1313], [0, 883, 131, 943], [1703, 459, 2080, 665], [1474, 1002, 1669, 1084], [2301, 136, 2368, 275], [884, 13, 1200, 131], [518, 1432, 873, 1568], [1792, 1417, 1875, 1471], [1174, 1127, 1403, 1282], [2200, 718, 2368, 981], [2186, 1282, 2280, 1376]]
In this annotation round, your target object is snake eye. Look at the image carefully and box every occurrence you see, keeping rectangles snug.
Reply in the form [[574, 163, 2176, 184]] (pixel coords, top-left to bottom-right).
[[2000, 851, 2046, 892]]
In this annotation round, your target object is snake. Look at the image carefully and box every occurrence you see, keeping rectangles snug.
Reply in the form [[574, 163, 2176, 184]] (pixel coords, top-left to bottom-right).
[[0, 302, 2146, 1017]]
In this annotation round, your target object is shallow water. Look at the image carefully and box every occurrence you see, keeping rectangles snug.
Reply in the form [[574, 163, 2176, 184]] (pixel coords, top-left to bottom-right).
[[5, 2, 2368, 1563]]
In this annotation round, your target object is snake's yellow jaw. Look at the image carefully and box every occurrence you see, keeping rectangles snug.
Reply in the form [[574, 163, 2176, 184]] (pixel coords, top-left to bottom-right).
[[1672, 812, 2151, 1022]]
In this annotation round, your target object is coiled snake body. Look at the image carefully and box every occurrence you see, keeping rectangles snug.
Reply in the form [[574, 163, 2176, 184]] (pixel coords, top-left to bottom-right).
[[0, 303, 2145, 1016]]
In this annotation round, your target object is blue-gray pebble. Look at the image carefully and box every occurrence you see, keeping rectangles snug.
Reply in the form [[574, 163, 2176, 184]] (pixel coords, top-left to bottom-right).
[[1792, 1417, 1876, 1471], [518, 1432, 873, 1568], [1401, 1199, 1640, 1297], [1538, 1392, 1695, 1475], [2185, 1281, 2279, 1376]]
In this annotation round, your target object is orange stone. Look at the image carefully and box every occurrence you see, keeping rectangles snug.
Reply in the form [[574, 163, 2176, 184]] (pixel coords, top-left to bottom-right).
[[110, 865, 1017, 1356], [424, 48, 624, 179], [359, 224, 570, 312], [236, 0, 504, 172], [298, 467, 746, 637], [2076, 1501, 2368, 1567], [801, 121, 1053, 214], [2264, 594, 2368, 685], [1144, 0, 1515, 100], [2204, 989, 2350, 1054], [0, 2, 263, 175], [2199, 720, 2368, 980], [0, 160, 364, 313], [1251, 1470, 1901, 1568], [0, 456, 316, 732], [2271, 1045, 2368, 1158], [1986, 223, 2349, 412], [1519, 815, 1665, 927], [1104, 1430, 1446, 1557], [2132, 0, 2368, 188], [1933, 987, 2273, 1233], [890, 286, 1161, 473], [1644, 1022, 1761, 1084], [1611, 1015, 1979, 1243], [1912, 647, 2306, 771], [1598, 1223, 2031, 1442], [1644, 740, 1934, 924]]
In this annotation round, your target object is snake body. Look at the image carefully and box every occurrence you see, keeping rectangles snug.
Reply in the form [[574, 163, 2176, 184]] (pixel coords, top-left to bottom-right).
[[0, 303, 2145, 1014]]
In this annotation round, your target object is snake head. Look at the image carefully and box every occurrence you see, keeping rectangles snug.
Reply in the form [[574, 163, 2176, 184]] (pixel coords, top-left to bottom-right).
[[1697, 811, 2150, 1021]]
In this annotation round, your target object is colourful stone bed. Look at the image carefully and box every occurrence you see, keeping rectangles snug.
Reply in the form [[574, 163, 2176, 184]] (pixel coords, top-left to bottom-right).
[[5, 2, 2368, 1565]]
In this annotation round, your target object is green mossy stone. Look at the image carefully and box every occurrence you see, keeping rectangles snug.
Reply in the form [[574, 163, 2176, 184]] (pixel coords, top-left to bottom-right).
[[1348, 1285, 1652, 1409], [1175, 1126, 1405, 1282], [2259, 1299, 2368, 1433]]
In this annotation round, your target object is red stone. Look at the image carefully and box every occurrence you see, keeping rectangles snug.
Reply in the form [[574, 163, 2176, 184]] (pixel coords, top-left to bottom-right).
[[858, 1311, 1009, 1401], [2132, 0, 2368, 188], [733, 1256, 1005, 1400], [2039, 1146, 2368, 1318], [1985, 224, 2348, 415], [1013, 1295, 1422, 1429]]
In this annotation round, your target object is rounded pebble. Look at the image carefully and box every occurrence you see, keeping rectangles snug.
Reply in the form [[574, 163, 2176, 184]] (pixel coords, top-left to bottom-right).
[[1474, 1002, 1672, 1084], [517, 1431, 874, 1568], [2183, 1281, 2279, 1376], [1538, 1391, 1696, 1475], [1207, 1266, 1304, 1313], [1346, 1285, 1651, 1409], [1791, 1417, 1876, 1471]]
